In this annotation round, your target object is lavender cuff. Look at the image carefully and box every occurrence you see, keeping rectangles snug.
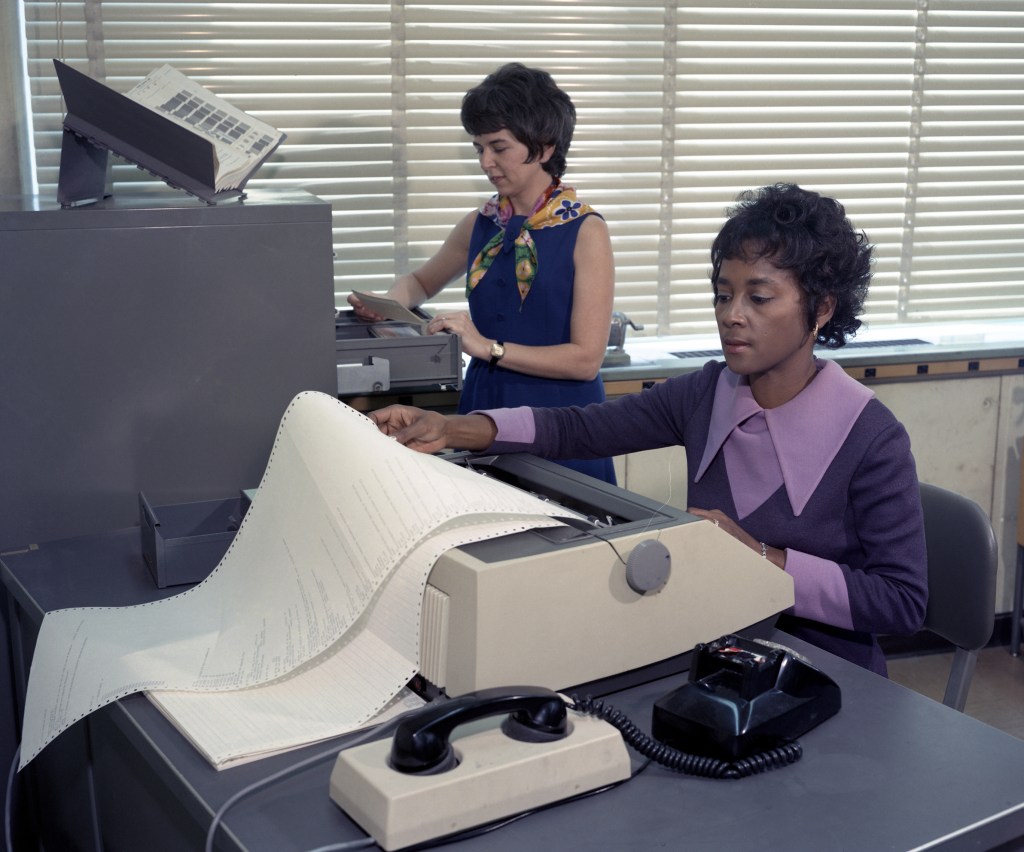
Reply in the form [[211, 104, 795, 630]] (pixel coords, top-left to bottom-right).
[[784, 549, 854, 630], [473, 406, 536, 446]]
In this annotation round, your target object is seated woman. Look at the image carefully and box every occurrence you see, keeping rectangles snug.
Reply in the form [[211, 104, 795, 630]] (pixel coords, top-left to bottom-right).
[[367, 183, 928, 675]]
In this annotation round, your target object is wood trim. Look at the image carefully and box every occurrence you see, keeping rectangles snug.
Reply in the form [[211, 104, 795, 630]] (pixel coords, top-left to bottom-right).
[[844, 357, 1024, 383], [344, 356, 1024, 410]]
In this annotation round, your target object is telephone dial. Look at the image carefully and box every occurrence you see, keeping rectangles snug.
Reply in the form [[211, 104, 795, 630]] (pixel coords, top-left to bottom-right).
[[329, 636, 840, 850]]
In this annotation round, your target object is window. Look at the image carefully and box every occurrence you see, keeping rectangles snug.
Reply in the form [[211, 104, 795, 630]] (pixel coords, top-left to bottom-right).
[[21, 0, 1024, 338]]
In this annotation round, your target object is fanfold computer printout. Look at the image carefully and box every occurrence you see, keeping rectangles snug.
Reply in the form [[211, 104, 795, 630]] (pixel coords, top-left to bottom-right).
[[18, 392, 569, 769]]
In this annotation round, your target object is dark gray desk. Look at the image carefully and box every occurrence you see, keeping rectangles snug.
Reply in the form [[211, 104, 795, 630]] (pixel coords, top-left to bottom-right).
[[4, 528, 1024, 852]]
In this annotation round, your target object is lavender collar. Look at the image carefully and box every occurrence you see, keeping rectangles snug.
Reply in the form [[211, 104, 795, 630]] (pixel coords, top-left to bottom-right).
[[694, 359, 874, 516]]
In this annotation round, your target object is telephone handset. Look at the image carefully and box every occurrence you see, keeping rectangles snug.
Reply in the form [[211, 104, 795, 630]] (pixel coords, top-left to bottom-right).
[[389, 685, 568, 774]]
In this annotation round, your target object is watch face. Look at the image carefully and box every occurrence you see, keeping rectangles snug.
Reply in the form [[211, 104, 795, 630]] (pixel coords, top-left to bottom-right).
[[491, 342, 505, 358]]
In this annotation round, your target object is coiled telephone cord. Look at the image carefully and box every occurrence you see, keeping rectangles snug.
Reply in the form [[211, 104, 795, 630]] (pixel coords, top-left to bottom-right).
[[569, 694, 802, 780]]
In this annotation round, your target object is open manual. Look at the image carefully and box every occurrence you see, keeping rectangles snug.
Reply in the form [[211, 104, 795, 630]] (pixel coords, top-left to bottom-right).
[[54, 59, 285, 202], [124, 64, 283, 192], [18, 392, 575, 771], [350, 291, 428, 329]]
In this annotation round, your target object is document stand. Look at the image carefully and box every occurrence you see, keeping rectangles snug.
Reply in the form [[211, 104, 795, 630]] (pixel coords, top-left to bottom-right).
[[53, 59, 278, 208]]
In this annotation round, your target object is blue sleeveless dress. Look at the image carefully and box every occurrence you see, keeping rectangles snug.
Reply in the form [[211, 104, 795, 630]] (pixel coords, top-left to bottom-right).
[[458, 210, 616, 484]]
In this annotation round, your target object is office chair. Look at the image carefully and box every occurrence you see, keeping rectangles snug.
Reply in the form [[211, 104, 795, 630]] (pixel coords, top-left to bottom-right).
[[1011, 461, 1024, 657], [919, 482, 998, 711]]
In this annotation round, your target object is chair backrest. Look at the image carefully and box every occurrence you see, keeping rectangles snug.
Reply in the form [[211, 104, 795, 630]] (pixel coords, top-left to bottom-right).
[[919, 482, 998, 710], [1018, 455, 1024, 548]]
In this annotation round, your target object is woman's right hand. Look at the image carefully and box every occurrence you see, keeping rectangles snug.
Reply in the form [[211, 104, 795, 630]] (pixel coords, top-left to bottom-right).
[[346, 292, 388, 323], [368, 405, 452, 454], [368, 406, 497, 454]]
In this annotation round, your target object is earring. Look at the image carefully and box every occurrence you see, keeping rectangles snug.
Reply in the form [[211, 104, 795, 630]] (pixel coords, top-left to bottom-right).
[[812, 322, 819, 339]]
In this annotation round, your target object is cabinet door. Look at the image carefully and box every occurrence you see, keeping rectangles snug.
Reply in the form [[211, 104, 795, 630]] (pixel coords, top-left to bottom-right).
[[872, 378, 998, 515]]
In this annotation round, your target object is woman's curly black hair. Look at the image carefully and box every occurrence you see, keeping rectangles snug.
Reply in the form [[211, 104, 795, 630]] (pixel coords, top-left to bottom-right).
[[710, 184, 872, 349], [460, 63, 576, 178]]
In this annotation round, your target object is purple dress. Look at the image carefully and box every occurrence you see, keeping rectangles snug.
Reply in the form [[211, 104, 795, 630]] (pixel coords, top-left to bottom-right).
[[482, 359, 928, 675]]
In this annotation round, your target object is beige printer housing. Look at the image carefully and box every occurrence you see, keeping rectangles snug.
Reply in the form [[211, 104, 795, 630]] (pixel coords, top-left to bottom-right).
[[418, 454, 794, 697]]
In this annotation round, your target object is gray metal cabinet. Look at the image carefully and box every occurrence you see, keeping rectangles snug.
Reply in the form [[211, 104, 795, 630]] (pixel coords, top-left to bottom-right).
[[0, 188, 337, 550]]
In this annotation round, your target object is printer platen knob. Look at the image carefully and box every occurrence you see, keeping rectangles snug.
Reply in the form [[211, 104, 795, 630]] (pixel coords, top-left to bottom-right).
[[625, 539, 671, 594]]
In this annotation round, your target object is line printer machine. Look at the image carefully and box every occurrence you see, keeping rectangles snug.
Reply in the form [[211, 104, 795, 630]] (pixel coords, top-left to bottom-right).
[[333, 305, 791, 695], [419, 452, 794, 697], [335, 306, 463, 396], [335, 306, 647, 395]]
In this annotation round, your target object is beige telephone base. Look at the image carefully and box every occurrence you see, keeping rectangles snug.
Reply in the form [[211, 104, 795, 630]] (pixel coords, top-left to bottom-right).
[[329, 709, 631, 851]]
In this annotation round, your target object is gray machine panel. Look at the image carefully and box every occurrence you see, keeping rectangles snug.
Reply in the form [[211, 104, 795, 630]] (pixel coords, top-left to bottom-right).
[[0, 189, 337, 549], [335, 309, 463, 395]]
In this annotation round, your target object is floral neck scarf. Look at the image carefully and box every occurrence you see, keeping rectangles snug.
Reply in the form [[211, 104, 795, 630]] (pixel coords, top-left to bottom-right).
[[466, 181, 594, 303]]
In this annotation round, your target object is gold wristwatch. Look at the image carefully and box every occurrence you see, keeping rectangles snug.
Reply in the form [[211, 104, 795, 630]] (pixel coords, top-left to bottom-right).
[[488, 340, 505, 372]]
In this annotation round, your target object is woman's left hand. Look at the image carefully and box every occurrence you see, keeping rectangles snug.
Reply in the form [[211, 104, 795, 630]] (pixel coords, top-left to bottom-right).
[[687, 506, 785, 569], [426, 311, 489, 360]]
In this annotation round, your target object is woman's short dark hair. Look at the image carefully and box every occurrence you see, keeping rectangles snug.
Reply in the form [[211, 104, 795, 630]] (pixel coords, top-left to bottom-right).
[[461, 63, 576, 178], [710, 183, 872, 348]]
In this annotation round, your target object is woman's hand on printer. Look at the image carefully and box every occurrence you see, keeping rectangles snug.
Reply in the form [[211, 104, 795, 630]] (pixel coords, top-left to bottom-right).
[[424, 311, 491, 360], [687, 507, 786, 570], [368, 406, 498, 454]]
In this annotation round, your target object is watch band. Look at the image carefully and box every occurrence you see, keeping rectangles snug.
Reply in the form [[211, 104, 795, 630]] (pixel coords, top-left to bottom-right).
[[488, 340, 505, 373]]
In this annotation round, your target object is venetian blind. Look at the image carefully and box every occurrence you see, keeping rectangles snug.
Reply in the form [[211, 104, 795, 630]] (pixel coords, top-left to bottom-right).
[[21, 0, 1024, 338]]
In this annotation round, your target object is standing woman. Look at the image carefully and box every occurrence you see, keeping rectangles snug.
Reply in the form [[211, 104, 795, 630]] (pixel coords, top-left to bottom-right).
[[349, 63, 616, 483], [366, 184, 929, 675]]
